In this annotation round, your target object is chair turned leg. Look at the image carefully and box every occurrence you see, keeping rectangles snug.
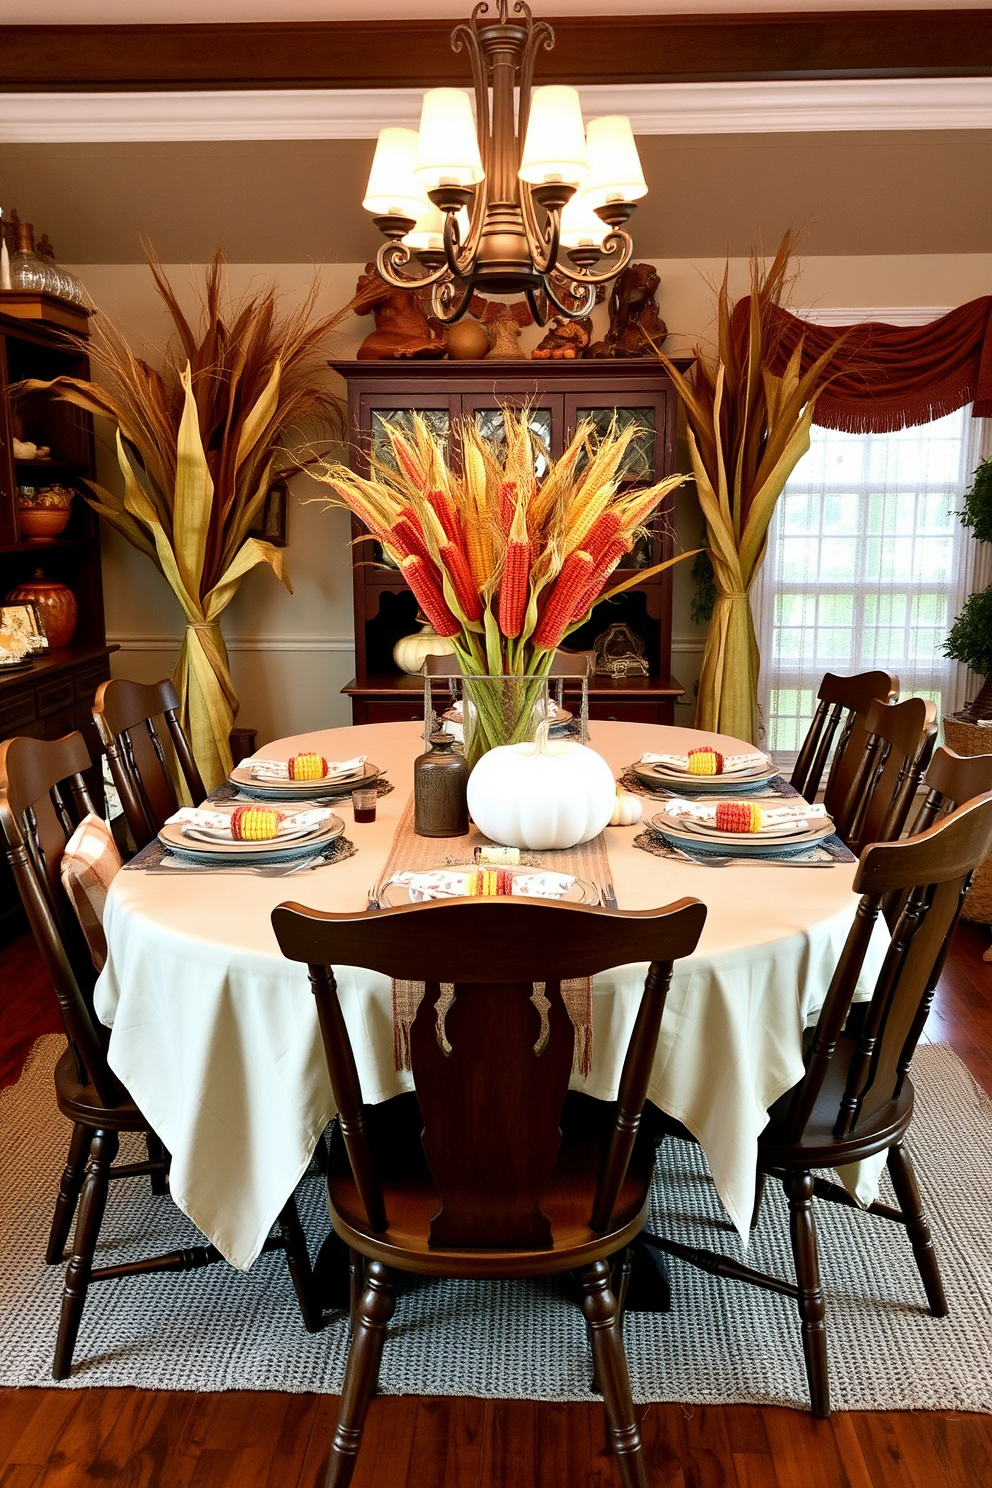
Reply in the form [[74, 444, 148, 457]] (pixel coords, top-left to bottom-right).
[[54, 1128, 118, 1380], [784, 1169, 829, 1418], [577, 1259, 648, 1488], [47, 1123, 91, 1265], [750, 1171, 767, 1232], [325, 1259, 395, 1488], [277, 1196, 322, 1334], [887, 1142, 948, 1316], [145, 1131, 168, 1195]]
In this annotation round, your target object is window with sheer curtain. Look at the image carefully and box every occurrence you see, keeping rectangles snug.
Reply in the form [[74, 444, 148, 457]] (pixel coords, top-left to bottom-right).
[[754, 406, 991, 766]]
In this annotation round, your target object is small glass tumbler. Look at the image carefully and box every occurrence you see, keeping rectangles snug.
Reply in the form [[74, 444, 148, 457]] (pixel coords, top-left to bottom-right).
[[351, 786, 378, 824]]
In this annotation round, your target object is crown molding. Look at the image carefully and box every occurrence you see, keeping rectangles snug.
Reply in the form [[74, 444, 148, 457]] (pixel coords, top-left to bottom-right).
[[2, 12, 989, 92], [1, 78, 988, 143]]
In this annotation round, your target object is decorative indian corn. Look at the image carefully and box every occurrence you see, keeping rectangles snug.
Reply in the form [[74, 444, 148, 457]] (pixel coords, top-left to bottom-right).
[[498, 504, 530, 638], [230, 806, 283, 840], [288, 753, 329, 781], [714, 801, 764, 833], [401, 555, 460, 637], [314, 408, 696, 707], [687, 747, 725, 776]]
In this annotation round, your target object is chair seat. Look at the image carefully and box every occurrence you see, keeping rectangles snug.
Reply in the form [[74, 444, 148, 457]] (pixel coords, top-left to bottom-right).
[[54, 1046, 149, 1133], [328, 1092, 655, 1278], [759, 1034, 914, 1169]]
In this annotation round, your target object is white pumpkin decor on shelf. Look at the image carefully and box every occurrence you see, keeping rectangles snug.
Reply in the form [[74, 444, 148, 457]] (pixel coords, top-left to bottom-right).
[[610, 790, 643, 827], [392, 620, 457, 676], [466, 731, 617, 851]]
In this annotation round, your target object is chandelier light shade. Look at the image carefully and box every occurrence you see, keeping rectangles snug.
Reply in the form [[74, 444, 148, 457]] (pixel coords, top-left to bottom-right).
[[361, 127, 429, 222], [361, 0, 648, 326], [582, 115, 649, 209], [518, 86, 589, 187], [413, 88, 486, 191]]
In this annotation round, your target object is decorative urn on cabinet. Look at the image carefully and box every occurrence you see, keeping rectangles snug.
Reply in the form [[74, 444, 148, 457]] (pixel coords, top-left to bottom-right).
[[6, 568, 78, 647]]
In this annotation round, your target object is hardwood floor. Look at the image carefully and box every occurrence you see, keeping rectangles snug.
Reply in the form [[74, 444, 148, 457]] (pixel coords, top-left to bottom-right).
[[1, 921, 990, 1488]]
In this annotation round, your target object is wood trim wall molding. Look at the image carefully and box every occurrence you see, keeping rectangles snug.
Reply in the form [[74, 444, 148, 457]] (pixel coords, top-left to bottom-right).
[[109, 632, 357, 653], [2, 79, 988, 142], [2, 12, 990, 92]]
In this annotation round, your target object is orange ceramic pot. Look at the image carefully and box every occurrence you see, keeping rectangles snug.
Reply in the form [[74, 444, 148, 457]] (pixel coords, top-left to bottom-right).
[[18, 507, 72, 538], [6, 569, 78, 647]]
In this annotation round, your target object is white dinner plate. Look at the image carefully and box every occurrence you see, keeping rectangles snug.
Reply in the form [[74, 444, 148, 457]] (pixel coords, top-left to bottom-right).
[[158, 814, 345, 861], [650, 811, 834, 856], [228, 761, 382, 799], [631, 759, 779, 793], [683, 816, 809, 841], [378, 866, 598, 907]]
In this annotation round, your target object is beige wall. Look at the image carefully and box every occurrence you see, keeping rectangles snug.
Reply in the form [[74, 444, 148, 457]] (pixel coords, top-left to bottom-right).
[[75, 252, 992, 744]]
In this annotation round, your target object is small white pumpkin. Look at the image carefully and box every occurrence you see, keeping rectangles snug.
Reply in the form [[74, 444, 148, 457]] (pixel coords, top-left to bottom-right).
[[466, 738, 617, 851], [610, 790, 643, 827], [392, 622, 457, 676]]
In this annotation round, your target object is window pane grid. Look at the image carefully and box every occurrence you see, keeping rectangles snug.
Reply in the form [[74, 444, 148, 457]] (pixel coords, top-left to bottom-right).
[[757, 408, 975, 764]]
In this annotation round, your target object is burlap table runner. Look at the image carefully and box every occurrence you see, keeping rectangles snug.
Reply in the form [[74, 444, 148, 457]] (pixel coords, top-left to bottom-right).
[[378, 794, 616, 1076]]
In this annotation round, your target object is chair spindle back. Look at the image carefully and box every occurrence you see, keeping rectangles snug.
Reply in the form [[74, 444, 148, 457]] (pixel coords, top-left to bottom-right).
[[780, 791, 992, 1147], [835, 696, 937, 852], [791, 671, 898, 807], [93, 678, 205, 851]]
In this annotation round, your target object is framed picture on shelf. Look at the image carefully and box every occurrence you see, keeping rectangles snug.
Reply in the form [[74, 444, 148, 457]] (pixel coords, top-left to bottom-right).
[[0, 601, 49, 652]]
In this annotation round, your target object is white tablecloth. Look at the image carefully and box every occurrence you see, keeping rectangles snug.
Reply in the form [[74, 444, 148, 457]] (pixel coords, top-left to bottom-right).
[[95, 720, 887, 1270]]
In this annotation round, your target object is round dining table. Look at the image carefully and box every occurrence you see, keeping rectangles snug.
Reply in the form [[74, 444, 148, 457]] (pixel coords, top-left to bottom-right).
[[94, 719, 888, 1271]]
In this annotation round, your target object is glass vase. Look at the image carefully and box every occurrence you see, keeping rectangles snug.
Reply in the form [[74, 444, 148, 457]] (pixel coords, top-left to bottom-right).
[[460, 674, 551, 770]]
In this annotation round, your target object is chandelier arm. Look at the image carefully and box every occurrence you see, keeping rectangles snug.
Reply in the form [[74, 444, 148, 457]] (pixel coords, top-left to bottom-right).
[[375, 241, 453, 292], [523, 198, 565, 279], [452, 18, 490, 165], [431, 277, 476, 326], [562, 230, 636, 287], [442, 210, 479, 283], [516, 18, 554, 172], [525, 285, 551, 329], [539, 274, 596, 320]]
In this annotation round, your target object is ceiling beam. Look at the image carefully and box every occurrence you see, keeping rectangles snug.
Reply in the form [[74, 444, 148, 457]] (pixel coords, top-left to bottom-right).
[[1, 11, 990, 92]]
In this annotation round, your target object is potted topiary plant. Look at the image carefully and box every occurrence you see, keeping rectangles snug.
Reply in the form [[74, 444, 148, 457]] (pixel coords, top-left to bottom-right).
[[944, 455, 992, 723]]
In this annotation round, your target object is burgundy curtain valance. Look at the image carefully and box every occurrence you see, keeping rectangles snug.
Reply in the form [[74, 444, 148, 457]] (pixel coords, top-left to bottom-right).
[[733, 295, 992, 433]]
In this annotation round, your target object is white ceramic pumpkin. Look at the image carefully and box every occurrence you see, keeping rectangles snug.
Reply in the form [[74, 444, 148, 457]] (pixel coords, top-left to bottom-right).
[[466, 739, 617, 850], [610, 790, 643, 827], [392, 622, 457, 676]]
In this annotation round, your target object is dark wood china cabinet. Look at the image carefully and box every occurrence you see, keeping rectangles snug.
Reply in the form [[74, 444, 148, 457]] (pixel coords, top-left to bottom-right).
[[331, 357, 688, 726], [0, 295, 114, 942]]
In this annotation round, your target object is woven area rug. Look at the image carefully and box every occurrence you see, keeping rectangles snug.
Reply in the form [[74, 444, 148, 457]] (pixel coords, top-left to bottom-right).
[[2, 1035, 991, 1410]]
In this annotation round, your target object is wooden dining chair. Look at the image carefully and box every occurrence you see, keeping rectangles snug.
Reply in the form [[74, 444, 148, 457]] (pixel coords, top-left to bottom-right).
[[271, 894, 708, 1488], [647, 789, 992, 1417], [790, 670, 898, 806], [92, 677, 206, 851], [0, 730, 321, 1379], [834, 695, 938, 853]]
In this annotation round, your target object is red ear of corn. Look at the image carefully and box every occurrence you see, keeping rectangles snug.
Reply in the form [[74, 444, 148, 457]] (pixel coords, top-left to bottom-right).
[[582, 509, 624, 565], [390, 512, 433, 566], [401, 555, 461, 637], [394, 438, 426, 492], [428, 488, 462, 544], [569, 537, 632, 623], [499, 480, 516, 531], [498, 538, 530, 638], [439, 540, 483, 622], [533, 550, 595, 651]]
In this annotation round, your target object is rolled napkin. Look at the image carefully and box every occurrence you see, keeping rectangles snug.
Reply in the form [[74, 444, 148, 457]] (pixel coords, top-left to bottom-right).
[[389, 869, 574, 902], [663, 797, 828, 830], [641, 749, 768, 774], [167, 806, 333, 840], [245, 754, 366, 783]]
